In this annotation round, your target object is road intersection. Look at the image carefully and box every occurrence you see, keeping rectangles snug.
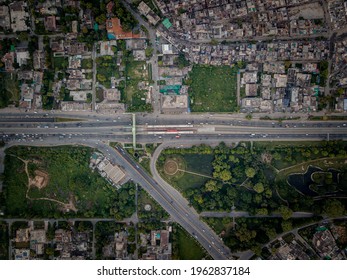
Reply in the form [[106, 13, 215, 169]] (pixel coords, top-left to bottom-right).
[[0, 111, 347, 259]]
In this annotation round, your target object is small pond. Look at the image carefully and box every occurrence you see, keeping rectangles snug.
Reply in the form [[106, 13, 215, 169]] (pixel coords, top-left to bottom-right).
[[287, 165, 322, 196]]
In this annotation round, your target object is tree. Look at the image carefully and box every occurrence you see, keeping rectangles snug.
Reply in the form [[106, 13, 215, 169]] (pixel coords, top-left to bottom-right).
[[97, 74, 106, 82], [256, 208, 268, 215], [210, 38, 219, 45], [245, 167, 256, 178], [253, 182, 264, 193], [245, 114, 252, 120], [265, 227, 277, 240], [145, 47, 153, 58], [235, 225, 257, 243], [175, 52, 190, 69], [278, 205, 293, 220], [281, 220, 292, 232], [322, 199, 345, 217], [18, 32, 29, 41], [219, 169, 232, 182], [96, 14, 106, 25], [204, 180, 221, 192], [45, 247, 54, 256]]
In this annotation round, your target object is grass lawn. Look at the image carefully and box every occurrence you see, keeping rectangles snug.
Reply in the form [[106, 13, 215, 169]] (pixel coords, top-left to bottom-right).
[[3, 146, 135, 219], [5, 75, 20, 102], [183, 153, 214, 175], [139, 157, 151, 175], [158, 153, 214, 192], [53, 57, 68, 70], [173, 226, 210, 260], [189, 65, 238, 112]]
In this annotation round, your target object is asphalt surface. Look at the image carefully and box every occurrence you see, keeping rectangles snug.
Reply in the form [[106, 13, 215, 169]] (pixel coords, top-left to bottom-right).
[[1, 138, 230, 259], [1, 112, 347, 260]]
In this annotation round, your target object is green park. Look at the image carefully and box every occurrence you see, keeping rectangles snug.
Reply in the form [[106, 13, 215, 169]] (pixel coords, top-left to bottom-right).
[[1, 145, 135, 219], [188, 65, 238, 112], [157, 141, 347, 254]]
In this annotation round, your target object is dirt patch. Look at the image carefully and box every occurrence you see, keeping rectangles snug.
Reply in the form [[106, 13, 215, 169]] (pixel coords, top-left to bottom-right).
[[288, 2, 324, 19], [261, 152, 273, 164], [164, 159, 179, 175], [59, 194, 77, 213], [29, 170, 49, 189]]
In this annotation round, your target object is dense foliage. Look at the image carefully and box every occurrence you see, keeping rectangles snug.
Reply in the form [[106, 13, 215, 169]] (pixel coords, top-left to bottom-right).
[[158, 141, 347, 218], [3, 146, 135, 219]]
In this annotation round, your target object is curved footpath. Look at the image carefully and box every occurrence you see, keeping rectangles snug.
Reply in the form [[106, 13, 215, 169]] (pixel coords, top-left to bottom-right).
[[150, 140, 246, 259], [2, 138, 231, 260]]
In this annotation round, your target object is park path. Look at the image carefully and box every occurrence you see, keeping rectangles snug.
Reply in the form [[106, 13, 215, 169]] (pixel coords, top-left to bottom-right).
[[177, 168, 214, 179], [9, 154, 77, 212], [277, 156, 347, 175]]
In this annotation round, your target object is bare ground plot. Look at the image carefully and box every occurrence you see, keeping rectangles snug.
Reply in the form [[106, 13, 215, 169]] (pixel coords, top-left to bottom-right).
[[288, 3, 325, 19]]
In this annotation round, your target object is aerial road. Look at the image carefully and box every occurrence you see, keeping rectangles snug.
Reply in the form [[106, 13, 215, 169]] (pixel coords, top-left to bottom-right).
[[1, 137, 230, 259], [1, 113, 347, 260]]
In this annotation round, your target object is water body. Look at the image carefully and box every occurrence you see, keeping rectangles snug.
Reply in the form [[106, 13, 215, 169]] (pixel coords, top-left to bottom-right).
[[287, 165, 322, 196]]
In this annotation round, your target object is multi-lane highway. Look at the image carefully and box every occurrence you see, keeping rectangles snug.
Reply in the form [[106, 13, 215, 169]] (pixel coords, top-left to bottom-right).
[[1, 111, 347, 260]]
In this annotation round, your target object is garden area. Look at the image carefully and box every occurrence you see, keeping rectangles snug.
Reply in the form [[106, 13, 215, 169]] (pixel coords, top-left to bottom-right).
[[137, 187, 169, 221], [53, 57, 68, 71], [172, 225, 210, 260], [96, 55, 120, 88], [188, 65, 238, 112], [157, 152, 214, 192], [124, 60, 152, 112], [2, 146, 136, 219], [157, 141, 347, 217]]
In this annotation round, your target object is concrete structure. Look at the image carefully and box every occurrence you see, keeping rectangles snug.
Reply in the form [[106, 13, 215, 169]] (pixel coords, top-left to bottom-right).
[[9, 1, 28, 32], [161, 94, 188, 114]]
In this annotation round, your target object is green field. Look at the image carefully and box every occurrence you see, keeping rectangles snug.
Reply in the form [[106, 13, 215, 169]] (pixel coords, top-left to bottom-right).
[[125, 60, 152, 112], [53, 57, 68, 70], [158, 153, 214, 192], [3, 146, 135, 219], [172, 225, 210, 260], [0, 73, 20, 107], [188, 65, 238, 112], [157, 141, 347, 215]]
